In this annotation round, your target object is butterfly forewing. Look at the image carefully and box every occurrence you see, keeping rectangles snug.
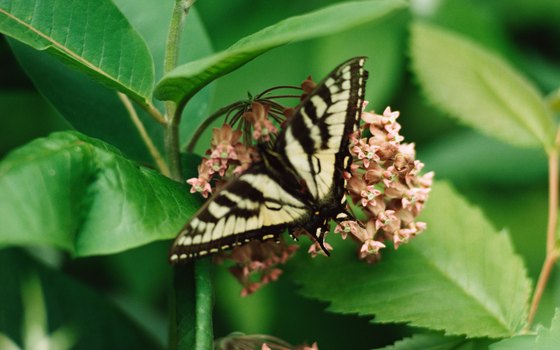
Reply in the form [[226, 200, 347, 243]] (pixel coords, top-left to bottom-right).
[[170, 57, 368, 263], [277, 57, 367, 201]]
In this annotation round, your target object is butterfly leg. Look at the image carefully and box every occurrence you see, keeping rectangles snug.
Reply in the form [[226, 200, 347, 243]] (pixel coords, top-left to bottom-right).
[[288, 227, 300, 241], [314, 221, 331, 256], [289, 225, 331, 256]]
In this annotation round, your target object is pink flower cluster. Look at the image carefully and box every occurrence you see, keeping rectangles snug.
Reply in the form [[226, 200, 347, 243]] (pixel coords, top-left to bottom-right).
[[334, 105, 433, 263], [214, 332, 318, 350], [215, 240, 298, 297], [262, 342, 318, 350], [187, 123, 258, 198]]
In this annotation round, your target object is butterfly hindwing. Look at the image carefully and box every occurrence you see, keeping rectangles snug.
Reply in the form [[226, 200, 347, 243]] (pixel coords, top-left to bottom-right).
[[170, 165, 309, 262]]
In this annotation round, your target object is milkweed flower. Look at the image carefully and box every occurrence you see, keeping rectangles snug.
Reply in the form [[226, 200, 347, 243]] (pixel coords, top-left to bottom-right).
[[332, 105, 434, 262], [186, 160, 213, 198], [243, 102, 279, 141], [307, 240, 333, 258]]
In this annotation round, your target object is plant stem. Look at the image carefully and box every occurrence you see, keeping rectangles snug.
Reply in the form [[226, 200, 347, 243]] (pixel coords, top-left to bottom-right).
[[164, 0, 194, 180], [164, 0, 192, 78], [117, 93, 170, 176], [165, 117, 182, 180], [526, 129, 560, 329], [170, 264, 196, 350], [194, 259, 213, 350], [546, 142, 559, 254], [164, 1, 215, 349], [527, 250, 559, 329]]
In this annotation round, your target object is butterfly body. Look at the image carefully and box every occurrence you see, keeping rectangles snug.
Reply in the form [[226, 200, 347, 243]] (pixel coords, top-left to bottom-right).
[[170, 57, 368, 263]]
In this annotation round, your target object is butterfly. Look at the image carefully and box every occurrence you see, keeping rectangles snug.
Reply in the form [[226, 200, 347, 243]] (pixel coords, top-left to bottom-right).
[[170, 57, 368, 263]]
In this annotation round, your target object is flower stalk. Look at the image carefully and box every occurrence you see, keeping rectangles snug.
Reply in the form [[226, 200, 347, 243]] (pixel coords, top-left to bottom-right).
[[186, 101, 247, 153], [185, 86, 302, 153]]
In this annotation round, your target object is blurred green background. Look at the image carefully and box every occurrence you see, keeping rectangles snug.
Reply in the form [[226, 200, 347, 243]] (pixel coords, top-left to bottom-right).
[[1, 0, 559, 348]]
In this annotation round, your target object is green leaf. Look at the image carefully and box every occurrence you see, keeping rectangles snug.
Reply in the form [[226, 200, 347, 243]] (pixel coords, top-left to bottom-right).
[[7, 4, 213, 164], [535, 309, 560, 349], [490, 309, 560, 349], [290, 182, 531, 338], [419, 0, 512, 55], [0, 0, 154, 104], [8, 40, 159, 164], [0, 131, 200, 256], [0, 91, 67, 159], [490, 335, 537, 350], [0, 249, 164, 349], [154, 0, 407, 106], [377, 334, 477, 350], [410, 22, 556, 151], [0, 334, 19, 350]]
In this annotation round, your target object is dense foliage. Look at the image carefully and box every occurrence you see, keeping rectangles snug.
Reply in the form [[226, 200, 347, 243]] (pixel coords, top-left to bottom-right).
[[1, 0, 559, 349]]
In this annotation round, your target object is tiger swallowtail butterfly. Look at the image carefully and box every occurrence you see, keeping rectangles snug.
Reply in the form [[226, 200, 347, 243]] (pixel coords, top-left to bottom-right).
[[170, 57, 368, 263]]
